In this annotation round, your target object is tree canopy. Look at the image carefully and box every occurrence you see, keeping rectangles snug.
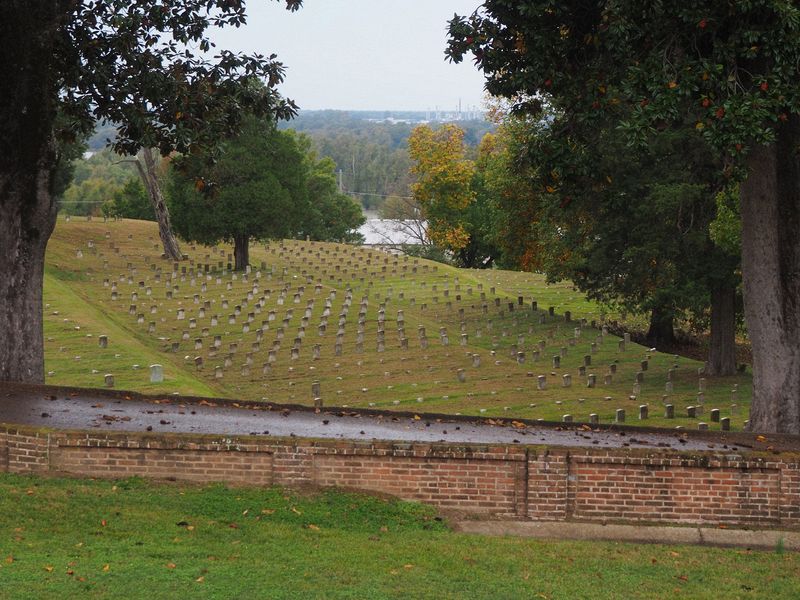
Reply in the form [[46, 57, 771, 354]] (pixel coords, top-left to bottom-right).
[[168, 116, 364, 270], [407, 124, 500, 268], [447, 1, 800, 433]]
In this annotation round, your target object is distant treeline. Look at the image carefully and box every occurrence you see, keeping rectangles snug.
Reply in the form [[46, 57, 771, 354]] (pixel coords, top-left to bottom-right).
[[280, 110, 495, 211], [68, 110, 495, 215]]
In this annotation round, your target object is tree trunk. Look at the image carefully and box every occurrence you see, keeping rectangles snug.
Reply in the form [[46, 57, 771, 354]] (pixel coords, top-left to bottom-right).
[[0, 0, 60, 383], [233, 234, 249, 271], [0, 156, 57, 383], [645, 306, 675, 348], [739, 116, 800, 434], [706, 282, 737, 376], [135, 148, 183, 261]]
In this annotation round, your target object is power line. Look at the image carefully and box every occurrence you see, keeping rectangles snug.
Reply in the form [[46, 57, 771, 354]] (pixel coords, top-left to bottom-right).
[[346, 191, 414, 200], [58, 200, 108, 204]]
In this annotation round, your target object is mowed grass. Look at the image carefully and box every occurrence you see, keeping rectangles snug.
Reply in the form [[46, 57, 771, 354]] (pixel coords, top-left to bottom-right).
[[42, 218, 752, 430], [43, 272, 219, 397], [0, 473, 796, 600]]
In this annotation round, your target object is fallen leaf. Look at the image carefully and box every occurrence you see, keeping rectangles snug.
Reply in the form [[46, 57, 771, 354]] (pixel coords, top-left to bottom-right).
[[45, 565, 54, 572], [101, 519, 107, 527], [307, 524, 320, 531], [196, 576, 205, 583], [166, 563, 177, 569], [102, 564, 110, 572], [261, 509, 275, 515], [404, 564, 414, 570], [756, 435, 767, 442], [291, 507, 302, 515], [4, 555, 13, 564]]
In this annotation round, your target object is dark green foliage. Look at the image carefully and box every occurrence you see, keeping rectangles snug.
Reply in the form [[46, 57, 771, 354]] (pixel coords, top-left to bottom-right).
[[302, 155, 365, 243], [168, 118, 307, 249], [710, 185, 742, 256], [111, 177, 152, 221], [447, 2, 800, 157], [53, 1, 302, 156], [546, 128, 737, 329], [168, 118, 365, 257], [447, 4, 749, 338]]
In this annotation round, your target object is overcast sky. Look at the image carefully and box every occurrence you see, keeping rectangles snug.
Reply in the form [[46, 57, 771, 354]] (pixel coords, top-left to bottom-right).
[[211, 0, 486, 112]]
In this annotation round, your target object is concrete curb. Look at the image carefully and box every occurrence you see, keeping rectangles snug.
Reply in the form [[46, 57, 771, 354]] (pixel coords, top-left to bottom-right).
[[454, 520, 800, 551]]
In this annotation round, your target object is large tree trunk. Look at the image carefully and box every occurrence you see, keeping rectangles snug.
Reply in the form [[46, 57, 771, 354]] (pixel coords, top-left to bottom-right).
[[0, 152, 57, 383], [233, 234, 249, 271], [135, 148, 183, 261], [0, 1, 60, 383], [707, 282, 737, 376], [740, 116, 800, 434], [645, 306, 675, 348]]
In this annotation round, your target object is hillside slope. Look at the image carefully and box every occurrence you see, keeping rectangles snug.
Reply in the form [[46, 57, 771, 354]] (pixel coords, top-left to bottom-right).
[[40, 218, 752, 430]]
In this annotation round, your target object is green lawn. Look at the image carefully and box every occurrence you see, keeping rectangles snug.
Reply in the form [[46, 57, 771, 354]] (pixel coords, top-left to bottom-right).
[[0, 473, 795, 599]]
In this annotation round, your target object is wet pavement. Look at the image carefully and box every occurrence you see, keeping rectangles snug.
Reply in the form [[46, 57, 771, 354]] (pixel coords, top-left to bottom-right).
[[1, 382, 795, 453]]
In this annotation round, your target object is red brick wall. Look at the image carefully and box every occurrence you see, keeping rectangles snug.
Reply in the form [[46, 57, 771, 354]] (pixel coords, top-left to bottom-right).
[[568, 456, 781, 525], [50, 446, 274, 485], [3, 429, 49, 473], [313, 454, 521, 514], [527, 451, 569, 520], [1, 427, 798, 528], [0, 435, 7, 471]]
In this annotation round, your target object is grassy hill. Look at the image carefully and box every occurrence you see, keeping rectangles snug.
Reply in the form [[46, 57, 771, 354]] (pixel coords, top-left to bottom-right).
[[42, 218, 752, 430]]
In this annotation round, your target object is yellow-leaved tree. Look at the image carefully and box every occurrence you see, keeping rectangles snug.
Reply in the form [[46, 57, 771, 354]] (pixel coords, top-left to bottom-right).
[[407, 124, 476, 253]]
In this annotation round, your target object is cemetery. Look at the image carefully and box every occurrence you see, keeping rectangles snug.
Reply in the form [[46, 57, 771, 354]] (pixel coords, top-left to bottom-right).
[[3, 218, 797, 534], [4, 1, 800, 597], [40, 218, 753, 431]]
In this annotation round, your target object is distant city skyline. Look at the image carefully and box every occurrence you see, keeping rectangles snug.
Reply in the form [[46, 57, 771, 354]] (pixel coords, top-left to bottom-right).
[[210, 1, 487, 112]]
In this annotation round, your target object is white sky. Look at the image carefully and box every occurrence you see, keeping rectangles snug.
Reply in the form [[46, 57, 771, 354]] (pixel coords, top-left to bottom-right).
[[210, 0, 486, 112]]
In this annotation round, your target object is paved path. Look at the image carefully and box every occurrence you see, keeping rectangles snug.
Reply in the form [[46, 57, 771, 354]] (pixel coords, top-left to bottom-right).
[[3, 382, 794, 453], [455, 521, 800, 551]]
